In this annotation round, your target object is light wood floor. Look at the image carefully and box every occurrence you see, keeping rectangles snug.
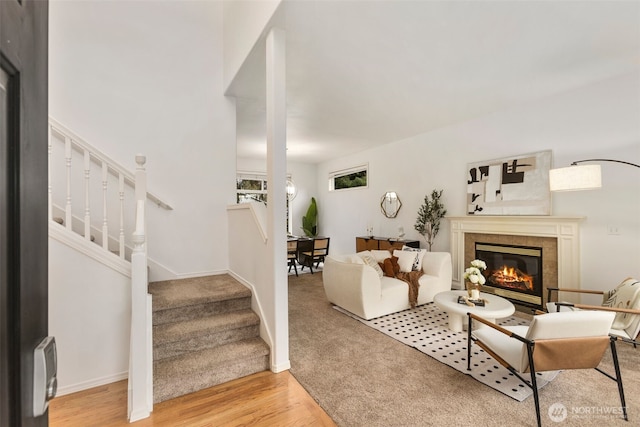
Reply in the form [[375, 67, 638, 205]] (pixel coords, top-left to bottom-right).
[[49, 370, 336, 427]]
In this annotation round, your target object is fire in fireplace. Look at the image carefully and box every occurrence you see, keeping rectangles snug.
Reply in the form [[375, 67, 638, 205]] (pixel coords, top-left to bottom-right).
[[475, 242, 543, 308]]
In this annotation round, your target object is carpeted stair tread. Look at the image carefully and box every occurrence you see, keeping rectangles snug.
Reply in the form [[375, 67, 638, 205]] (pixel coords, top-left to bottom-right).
[[149, 274, 251, 311], [153, 337, 270, 402], [154, 309, 260, 345], [152, 297, 251, 326], [153, 309, 261, 359]]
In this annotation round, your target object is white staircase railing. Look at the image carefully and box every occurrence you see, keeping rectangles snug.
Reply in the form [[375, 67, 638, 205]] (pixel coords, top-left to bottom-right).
[[48, 118, 160, 421], [48, 117, 172, 259]]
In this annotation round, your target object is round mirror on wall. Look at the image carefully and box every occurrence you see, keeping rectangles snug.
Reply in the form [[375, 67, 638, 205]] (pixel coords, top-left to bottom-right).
[[380, 191, 402, 218]]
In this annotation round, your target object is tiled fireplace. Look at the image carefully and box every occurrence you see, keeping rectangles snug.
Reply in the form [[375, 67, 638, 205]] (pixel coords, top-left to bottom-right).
[[448, 216, 584, 308]]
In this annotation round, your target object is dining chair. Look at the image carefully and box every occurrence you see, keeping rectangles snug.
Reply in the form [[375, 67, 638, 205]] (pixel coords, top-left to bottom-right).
[[299, 237, 330, 274], [287, 240, 299, 277]]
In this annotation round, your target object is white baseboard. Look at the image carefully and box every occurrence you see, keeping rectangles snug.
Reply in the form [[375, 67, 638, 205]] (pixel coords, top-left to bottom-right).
[[56, 371, 128, 397], [174, 269, 228, 279], [271, 360, 291, 373]]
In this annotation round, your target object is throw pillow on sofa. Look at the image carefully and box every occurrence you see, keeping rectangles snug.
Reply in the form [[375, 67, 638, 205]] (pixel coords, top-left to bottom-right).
[[393, 249, 421, 273], [379, 256, 400, 277], [358, 251, 384, 278], [401, 245, 427, 271], [370, 249, 393, 263]]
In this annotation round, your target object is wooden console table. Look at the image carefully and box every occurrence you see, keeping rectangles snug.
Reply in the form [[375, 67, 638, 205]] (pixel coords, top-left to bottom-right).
[[356, 236, 420, 252]]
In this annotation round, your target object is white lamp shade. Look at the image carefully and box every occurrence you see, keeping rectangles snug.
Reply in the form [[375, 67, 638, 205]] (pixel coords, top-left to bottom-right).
[[549, 164, 602, 191]]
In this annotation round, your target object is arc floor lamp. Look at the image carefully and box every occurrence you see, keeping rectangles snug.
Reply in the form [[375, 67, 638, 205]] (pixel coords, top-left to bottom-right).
[[549, 158, 640, 192]]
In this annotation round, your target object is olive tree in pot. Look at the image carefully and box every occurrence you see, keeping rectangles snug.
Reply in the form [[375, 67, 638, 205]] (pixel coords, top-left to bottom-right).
[[414, 189, 447, 251]]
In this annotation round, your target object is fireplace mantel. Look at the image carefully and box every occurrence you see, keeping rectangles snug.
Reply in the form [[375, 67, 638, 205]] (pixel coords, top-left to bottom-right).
[[448, 216, 585, 291]]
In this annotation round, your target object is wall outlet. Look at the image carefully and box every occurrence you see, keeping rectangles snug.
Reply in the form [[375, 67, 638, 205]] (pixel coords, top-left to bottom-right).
[[607, 225, 620, 235]]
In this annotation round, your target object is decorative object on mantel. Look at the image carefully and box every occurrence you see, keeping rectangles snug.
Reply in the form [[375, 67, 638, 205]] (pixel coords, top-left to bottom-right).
[[549, 159, 640, 192], [463, 259, 487, 300], [414, 189, 447, 251], [467, 150, 552, 215], [302, 197, 318, 237], [380, 191, 402, 218]]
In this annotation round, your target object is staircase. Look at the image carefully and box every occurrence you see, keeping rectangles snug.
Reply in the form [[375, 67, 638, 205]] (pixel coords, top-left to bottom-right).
[[150, 274, 270, 403]]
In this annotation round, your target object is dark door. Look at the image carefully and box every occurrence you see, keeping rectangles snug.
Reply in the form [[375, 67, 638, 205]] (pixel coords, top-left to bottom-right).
[[1, 1, 49, 426]]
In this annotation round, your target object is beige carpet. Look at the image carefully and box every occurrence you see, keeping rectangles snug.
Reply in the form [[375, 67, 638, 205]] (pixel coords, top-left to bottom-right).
[[288, 272, 639, 427]]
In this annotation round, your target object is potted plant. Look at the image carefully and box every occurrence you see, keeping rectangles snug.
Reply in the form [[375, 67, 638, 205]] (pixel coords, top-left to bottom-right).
[[414, 189, 447, 251], [302, 197, 318, 237]]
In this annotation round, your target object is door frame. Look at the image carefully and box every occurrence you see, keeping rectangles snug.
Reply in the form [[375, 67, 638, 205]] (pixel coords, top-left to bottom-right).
[[0, 1, 49, 425]]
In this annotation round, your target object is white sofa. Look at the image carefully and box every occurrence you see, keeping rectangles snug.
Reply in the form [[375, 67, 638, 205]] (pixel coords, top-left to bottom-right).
[[323, 251, 452, 320]]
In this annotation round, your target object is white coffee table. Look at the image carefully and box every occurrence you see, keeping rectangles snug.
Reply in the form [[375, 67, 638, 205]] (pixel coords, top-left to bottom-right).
[[433, 290, 515, 333]]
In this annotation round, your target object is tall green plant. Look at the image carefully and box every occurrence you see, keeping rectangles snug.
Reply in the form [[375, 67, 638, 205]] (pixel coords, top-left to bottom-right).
[[302, 197, 318, 237], [414, 189, 447, 251]]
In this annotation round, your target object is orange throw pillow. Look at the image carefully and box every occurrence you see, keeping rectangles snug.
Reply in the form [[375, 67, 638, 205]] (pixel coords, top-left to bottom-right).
[[381, 256, 400, 277]]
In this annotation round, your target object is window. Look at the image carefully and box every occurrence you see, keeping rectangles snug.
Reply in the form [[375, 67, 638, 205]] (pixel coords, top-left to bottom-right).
[[236, 174, 267, 204], [329, 164, 368, 191], [236, 172, 294, 234]]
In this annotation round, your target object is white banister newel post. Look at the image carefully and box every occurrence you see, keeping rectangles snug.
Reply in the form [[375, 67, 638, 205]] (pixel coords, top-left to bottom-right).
[[128, 199, 151, 421], [135, 154, 147, 204], [128, 154, 152, 422]]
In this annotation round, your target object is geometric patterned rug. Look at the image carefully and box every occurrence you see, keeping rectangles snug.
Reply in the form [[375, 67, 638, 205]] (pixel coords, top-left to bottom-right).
[[333, 302, 559, 402]]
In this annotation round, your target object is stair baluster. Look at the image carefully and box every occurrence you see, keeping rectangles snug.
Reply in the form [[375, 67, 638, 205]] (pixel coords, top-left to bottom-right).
[[83, 150, 91, 241], [101, 161, 109, 251], [64, 136, 72, 230], [119, 173, 125, 258]]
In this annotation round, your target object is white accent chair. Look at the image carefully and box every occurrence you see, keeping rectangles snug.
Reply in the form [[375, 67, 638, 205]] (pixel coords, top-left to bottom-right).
[[547, 278, 640, 345], [467, 310, 627, 427]]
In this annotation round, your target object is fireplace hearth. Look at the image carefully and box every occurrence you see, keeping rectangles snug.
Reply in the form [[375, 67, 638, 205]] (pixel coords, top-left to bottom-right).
[[476, 242, 543, 308]]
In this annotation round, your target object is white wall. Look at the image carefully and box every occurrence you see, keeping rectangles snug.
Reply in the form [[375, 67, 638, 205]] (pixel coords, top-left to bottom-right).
[[49, 0, 235, 277], [236, 157, 318, 236], [317, 73, 640, 301], [49, 238, 131, 395], [222, 0, 282, 91]]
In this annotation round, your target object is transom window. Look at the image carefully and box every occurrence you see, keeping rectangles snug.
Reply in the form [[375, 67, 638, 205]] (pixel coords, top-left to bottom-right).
[[329, 164, 368, 191]]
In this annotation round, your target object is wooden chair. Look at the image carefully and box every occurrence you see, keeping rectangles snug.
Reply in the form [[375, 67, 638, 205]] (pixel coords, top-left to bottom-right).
[[547, 278, 640, 345], [298, 237, 330, 274], [288, 240, 299, 276], [467, 310, 628, 427]]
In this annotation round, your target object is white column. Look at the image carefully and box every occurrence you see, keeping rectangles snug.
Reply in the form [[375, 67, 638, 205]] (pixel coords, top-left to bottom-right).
[[266, 27, 290, 372]]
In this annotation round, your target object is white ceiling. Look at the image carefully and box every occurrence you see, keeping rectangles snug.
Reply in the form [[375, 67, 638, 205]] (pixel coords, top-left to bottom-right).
[[227, 0, 640, 164]]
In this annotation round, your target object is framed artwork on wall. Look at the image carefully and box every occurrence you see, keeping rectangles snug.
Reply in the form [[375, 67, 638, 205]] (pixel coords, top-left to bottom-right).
[[467, 150, 552, 215]]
